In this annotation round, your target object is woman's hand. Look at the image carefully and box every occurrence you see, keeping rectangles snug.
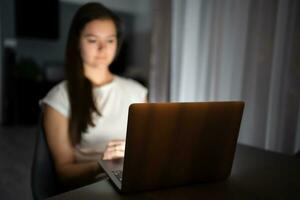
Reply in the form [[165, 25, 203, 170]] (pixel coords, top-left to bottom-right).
[[102, 140, 126, 160]]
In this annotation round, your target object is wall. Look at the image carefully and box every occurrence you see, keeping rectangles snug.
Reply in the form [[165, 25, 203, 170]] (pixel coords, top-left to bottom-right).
[[15, 2, 79, 76], [1, 0, 151, 78]]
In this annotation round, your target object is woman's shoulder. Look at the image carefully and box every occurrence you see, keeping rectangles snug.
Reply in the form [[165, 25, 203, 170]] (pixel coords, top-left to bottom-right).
[[46, 80, 68, 96], [41, 80, 69, 117], [114, 76, 148, 101], [50, 80, 67, 91], [42, 80, 69, 105], [114, 76, 147, 92]]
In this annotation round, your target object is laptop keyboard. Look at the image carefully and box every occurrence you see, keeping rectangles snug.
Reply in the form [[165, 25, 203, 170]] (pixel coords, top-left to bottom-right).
[[112, 170, 123, 182]]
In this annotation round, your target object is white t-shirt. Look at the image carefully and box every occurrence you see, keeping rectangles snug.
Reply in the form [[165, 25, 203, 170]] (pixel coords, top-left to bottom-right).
[[41, 75, 147, 162]]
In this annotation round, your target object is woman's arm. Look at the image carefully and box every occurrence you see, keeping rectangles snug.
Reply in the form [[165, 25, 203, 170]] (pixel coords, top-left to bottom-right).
[[43, 104, 102, 188]]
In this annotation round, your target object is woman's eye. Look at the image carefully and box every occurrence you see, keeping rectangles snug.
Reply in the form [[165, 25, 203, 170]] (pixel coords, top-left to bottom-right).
[[87, 39, 96, 43], [107, 39, 115, 44]]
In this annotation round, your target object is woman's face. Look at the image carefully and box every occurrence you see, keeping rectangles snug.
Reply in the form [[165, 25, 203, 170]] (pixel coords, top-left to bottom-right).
[[79, 19, 117, 70]]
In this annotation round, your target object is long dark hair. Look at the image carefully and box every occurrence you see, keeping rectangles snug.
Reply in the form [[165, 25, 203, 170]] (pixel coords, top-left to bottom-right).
[[65, 2, 123, 145]]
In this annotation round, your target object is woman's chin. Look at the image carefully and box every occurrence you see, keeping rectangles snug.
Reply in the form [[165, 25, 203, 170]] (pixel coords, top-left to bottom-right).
[[90, 63, 109, 70]]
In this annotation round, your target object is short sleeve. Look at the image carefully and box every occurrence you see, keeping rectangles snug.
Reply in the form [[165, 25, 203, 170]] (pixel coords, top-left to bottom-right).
[[136, 82, 148, 102], [40, 81, 70, 117], [123, 78, 148, 102]]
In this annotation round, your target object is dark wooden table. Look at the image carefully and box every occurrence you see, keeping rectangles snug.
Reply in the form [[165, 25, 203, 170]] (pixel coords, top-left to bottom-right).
[[48, 144, 300, 200]]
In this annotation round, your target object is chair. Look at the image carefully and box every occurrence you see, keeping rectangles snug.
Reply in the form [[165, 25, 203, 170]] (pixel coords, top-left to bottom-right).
[[31, 118, 62, 199]]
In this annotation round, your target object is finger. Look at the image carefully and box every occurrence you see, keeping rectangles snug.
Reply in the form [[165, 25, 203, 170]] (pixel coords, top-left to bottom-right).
[[103, 150, 125, 159], [110, 151, 124, 159], [102, 150, 124, 160], [105, 145, 125, 154], [107, 140, 125, 147], [102, 151, 114, 160], [103, 147, 115, 154], [105, 144, 125, 153], [114, 144, 125, 151], [103, 144, 125, 155], [103, 154, 112, 160], [107, 143, 123, 150]]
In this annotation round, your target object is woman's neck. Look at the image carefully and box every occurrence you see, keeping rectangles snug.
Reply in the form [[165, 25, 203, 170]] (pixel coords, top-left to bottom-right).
[[84, 66, 114, 87]]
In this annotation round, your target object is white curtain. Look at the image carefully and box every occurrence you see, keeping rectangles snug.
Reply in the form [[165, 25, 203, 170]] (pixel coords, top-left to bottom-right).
[[171, 0, 300, 154]]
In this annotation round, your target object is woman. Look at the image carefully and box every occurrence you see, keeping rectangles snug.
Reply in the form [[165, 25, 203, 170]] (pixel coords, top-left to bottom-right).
[[41, 2, 147, 189]]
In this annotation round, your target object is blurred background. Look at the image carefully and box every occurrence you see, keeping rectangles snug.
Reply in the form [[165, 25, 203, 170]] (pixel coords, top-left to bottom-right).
[[0, 0, 299, 199], [0, 0, 152, 126]]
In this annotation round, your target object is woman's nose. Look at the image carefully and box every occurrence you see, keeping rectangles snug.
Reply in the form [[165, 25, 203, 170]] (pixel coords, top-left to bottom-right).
[[98, 42, 106, 51]]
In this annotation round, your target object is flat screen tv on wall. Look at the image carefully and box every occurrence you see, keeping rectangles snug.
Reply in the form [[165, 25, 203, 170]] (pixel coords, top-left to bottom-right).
[[15, 0, 59, 40]]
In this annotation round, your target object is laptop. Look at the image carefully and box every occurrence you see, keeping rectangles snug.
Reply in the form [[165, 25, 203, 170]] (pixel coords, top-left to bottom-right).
[[98, 101, 244, 193]]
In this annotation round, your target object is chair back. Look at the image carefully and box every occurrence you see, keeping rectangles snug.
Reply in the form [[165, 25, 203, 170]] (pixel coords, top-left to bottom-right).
[[31, 120, 61, 199]]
